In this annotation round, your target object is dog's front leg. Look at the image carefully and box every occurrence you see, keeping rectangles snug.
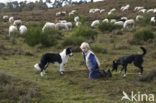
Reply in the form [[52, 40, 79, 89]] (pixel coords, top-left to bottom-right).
[[123, 65, 127, 77], [60, 63, 64, 75]]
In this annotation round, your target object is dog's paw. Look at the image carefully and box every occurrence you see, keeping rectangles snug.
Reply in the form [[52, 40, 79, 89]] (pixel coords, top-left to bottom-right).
[[34, 64, 41, 70], [138, 72, 142, 76], [60, 71, 64, 75], [123, 74, 126, 78], [40, 72, 44, 77]]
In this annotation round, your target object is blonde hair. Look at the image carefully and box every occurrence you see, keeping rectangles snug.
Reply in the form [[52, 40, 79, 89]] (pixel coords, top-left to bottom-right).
[[80, 42, 90, 49]]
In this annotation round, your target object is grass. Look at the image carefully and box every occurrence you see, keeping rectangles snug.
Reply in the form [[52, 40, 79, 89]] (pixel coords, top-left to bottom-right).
[[0, 0, 156, 102]]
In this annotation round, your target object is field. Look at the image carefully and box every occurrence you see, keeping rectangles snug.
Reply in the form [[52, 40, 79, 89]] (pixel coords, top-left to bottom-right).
[[0, 0, 156, 103]]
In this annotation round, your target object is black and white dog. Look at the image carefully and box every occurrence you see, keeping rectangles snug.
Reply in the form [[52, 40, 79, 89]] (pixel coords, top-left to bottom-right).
[[112, 47, 146, 77], [34, 47, 73, 76]]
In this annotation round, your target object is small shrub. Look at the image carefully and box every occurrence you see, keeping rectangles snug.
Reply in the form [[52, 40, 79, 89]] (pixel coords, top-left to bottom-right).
[[106, 14, 120, 20], [62, 35, 86, 47], [72, 25, 97, 40], [24, 27, 41, 47], [79, 15, 87, 24], [98, 22, 122, 32], [91, 43, 107, 54], [136, 15, 150, 25], [40, 28, 59, 47], [140, 68, 156, 82], [133, 28, 154, 41]]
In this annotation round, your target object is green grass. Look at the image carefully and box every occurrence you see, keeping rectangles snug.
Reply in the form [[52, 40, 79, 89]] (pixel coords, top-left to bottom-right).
[[0, 11, 156, 103]]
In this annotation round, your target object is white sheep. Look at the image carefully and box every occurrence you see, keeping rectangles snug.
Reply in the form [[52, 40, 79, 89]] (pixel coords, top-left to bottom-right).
[[114, 21, 124, 26], [13, 20, 22, 26], [91, 20, 100, 28], [9, 17, 14, 24], [3, 15, 8, 22], [42, 22, 56, 32], [150, 17, 156, 23], [19, 25, 27, 34], [75, 21, 81, 27], [120, 17, 128, 22], [102, 19, 109, 23], [65, 22, 72, 30], [59, 20, 67, 23], [55, 23, 69, 31], [154, 8, 156, 13], [69, 10, 77, 16], [134, 6, 144, 11], [100, 9, 105, 13], [136, 15, 143, 21], [146, 9, 154, 13], [121, 4, 130, 11], [139, 9, 146, 13], [9, 25, 18, 36], [110, 19, 116, 23], [108, 8, 116, 15], [123, 19, 135, 29], [74, 16, 79, 22]]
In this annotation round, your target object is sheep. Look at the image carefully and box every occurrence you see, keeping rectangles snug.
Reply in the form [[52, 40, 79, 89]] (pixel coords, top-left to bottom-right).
[[120, 17, 128, 22], [100, 9, 105, 13], [55, 23, 69, 31], [56, 11, 66, 16], [108, 8, 116, 15], [150, 17, 156, 23], [154, 8, 156, 13], [123, 19, 135, 29], [19, 25, 27, 35], [134, 6, 144, 11], [74, 16, 79, 22], [13, 20, 22, 26], [91, 20, 100, 28], [110, 19, 116, 23], [69, 10, 77, 16], [59, 20, 67, 23], [146, 9, 154, 13], [9, 25, 18, 36], [139, 9, 146, 13], [102, 19, 109, 23], [136, 15, 143, 21], [121, 4, 130, 11], [65, 22, 72, 30], [9, 17, 14, 24], [75, 21, 81, 27], [3, 15, 8, 22], [42, 22, 56, 32], [114, 21, 124, 26], [56, 12, 61, 16]]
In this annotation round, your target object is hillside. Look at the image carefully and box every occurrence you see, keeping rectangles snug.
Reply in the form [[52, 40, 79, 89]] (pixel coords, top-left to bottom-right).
[[0, 0, 156, 103]]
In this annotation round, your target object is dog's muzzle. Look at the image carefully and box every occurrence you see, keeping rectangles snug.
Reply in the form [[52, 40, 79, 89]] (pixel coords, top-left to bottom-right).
[[69, 53, 73, 57]]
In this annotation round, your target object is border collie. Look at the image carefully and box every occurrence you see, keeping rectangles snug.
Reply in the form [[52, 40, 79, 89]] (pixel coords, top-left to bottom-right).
[[112, 47, 146, 77], [34, 47, 73, 76]]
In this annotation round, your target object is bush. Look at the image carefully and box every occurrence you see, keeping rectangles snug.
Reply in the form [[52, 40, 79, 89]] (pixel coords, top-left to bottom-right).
[[136, 15, 151, 25], [140, 68, 156, 82], [24, 27, 41, 47], [91, 43, 107, 54], [106, 14, 120, 20], [98, 22, 122, 32], [133, 28, 154, 41], [72, 25, 97, 40], [62, 35, 86, 47], [79, 15, 87, 24], [40, 28, 59, 47]]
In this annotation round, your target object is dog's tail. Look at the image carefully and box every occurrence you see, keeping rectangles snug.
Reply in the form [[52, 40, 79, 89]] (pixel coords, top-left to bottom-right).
[[140, 47, 146, 56]]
